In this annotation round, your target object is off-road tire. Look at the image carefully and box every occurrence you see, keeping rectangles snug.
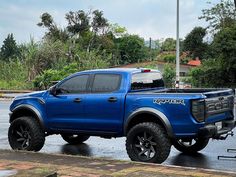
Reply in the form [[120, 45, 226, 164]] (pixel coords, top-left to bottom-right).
[[61, 134, 90, 145], [126, 122, 171, 163], [173, 137, 209, 154], [8, 117, 45, 151]]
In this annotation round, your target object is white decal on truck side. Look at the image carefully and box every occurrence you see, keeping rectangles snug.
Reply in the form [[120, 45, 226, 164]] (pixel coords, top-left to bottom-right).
[[153, 99, 185, 106]]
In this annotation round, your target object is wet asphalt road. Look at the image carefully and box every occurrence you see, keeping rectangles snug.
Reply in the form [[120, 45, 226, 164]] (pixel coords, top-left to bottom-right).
[[1, 101, 236, 172]]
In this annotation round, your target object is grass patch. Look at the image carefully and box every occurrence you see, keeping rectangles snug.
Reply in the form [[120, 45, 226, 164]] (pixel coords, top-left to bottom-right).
[[0, 80, 33, 90]]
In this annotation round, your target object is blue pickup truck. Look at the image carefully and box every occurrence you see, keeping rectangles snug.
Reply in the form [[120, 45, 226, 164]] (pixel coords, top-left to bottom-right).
[[8, 68, 235, 163]]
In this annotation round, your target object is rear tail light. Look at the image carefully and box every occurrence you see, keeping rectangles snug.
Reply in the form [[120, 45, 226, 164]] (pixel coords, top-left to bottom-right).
[[141, 69, 151, 73], [192, 99, 205, 122]]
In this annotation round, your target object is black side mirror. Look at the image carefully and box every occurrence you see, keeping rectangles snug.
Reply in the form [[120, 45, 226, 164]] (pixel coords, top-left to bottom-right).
[[49, 86, 58, 96]]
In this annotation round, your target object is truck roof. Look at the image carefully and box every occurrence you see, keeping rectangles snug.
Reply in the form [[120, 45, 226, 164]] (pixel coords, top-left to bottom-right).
[[78, 68, 160, 74]]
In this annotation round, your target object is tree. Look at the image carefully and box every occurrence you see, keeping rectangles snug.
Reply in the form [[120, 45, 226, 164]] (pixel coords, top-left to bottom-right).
[[0, 33, 19, 61], [91, 10, 108, 35], [161, 38, 176, 51], [65, 10, 90, 36], [116, 35, 147, 64], [211, 24, 236, 85], [189, 24, 236, 88], [188, 1, 236, 88], [199, 0, 236, 33], [87, 10, 109, 52], [183, 27, 207, 59], [38, 13, 69, 42]]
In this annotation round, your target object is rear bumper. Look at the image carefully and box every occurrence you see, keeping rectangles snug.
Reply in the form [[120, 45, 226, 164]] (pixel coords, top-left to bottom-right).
[[198, 120, 236, 139]]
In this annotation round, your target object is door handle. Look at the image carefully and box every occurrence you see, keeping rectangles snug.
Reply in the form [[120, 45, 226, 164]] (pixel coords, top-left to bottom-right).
[[74, 98, 82, 103], [108, 97, 118, 102]]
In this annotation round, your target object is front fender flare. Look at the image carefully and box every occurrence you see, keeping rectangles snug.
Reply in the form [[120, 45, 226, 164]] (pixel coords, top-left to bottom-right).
[[124, 107, 174, 138], [10, 104, 45, 130]]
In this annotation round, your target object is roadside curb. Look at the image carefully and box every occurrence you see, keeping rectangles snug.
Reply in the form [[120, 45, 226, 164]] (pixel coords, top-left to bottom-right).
[[0, 150, 236, 177], [0, 90, 32, 94], [0, 91, 32, 100]]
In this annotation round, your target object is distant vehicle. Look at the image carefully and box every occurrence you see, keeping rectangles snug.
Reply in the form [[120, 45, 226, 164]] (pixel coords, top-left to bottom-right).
[[8, 68, 235, 163]]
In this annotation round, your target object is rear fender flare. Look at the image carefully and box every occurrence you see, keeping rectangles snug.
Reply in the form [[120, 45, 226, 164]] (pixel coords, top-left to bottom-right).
[[124, 107, 174, 138]]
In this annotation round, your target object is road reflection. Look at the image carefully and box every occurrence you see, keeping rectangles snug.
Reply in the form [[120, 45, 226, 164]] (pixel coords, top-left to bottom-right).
[[169, 152, 210, 169], [61, 143, 92, 156]]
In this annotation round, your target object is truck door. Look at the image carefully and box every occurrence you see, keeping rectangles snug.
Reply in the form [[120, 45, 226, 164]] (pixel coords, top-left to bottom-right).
[[84, 73, 125, 133], [46, 74, 89, 130]]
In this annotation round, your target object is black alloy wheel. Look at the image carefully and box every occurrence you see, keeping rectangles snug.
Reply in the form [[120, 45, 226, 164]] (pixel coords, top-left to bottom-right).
[[133, 131, 157, 161], [126, 122, 171, 163], [8, 117, 45, 151]]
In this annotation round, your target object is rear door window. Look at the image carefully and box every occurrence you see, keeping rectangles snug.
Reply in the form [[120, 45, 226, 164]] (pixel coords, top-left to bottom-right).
[[91, 74, 121, 93]]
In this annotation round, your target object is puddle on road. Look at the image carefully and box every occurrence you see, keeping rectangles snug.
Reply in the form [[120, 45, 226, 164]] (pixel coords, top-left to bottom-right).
[[0, 170, 17, 177]]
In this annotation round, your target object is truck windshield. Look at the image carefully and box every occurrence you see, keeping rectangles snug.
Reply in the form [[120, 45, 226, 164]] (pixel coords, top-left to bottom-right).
[[131, 72, 164, 90]]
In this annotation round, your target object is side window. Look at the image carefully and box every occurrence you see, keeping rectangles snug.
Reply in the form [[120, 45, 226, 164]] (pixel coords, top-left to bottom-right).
[[58, 75, 89, 94], [92, 74, 121, 93]]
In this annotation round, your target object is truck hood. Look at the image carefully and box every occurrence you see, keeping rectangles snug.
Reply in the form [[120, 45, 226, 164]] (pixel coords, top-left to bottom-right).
[[14, 90, 48, 100]]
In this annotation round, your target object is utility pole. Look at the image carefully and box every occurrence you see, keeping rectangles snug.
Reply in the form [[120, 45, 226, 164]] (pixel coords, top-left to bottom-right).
[[149, 37, 152, 61], [175, 0, 180, 88]]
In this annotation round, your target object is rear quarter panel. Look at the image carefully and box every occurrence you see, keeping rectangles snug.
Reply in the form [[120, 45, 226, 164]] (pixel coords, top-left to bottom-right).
[[125, 93, 205, 137]]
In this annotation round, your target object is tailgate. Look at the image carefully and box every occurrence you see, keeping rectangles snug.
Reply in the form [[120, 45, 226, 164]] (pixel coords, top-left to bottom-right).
[[205, 95, 234, 117]]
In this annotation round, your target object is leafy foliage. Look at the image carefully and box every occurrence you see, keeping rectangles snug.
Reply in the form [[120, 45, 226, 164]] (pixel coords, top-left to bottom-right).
[[38, 13, 69, 42], [65, 10, 90, 36], [33, 63, 78, 90], [189, 24, 236, 88], [183, 27, 207, 59], [161, 54, 176, 63], [116, 35, 147, 64], [161, 38, 176, 51], [162, 64, 175, 88], [199, 0, 236, 33], [33, 50, 111, 89], [0, 60, 31, 89]]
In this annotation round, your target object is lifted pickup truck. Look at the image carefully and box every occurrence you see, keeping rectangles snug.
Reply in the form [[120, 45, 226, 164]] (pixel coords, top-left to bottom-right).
[[8, 68, 235, 163]]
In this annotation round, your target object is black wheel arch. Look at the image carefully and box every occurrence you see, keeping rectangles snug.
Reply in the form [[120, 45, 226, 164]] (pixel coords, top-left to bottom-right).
[[124, 107, 174, 138], [10, 104, 46, 131]]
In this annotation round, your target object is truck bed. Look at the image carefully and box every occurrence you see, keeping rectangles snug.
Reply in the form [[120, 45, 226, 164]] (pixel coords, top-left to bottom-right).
[[131, 88, 234, 98], [129, 88, 235, 121]]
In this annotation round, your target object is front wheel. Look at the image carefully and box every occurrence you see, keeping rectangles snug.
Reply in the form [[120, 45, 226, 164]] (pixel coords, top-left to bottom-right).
[[173, 137, 209, 154], [8, 117, 45, 151], [61, 134, 90, 145], [126, 122, 171, 163]]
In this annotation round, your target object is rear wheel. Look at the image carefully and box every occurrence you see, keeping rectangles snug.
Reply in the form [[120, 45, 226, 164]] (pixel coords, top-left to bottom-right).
[[173, 138, 209, 154], [126, 122, 171, 163], [8, 117, 45, 151], [61, 134, 90, 145]]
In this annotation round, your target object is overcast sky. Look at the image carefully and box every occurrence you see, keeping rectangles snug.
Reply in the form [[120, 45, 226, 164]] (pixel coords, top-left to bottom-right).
[[0, 0, 220, 45]]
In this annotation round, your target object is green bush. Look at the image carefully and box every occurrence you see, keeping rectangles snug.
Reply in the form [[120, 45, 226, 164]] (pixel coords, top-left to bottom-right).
[[188, 58, 227, 88], [163, 64, 175, 88], [0, 60, 32, 90], [33, 63, 79, 90], [33, 50, 112, 90], [161, 54, 176, 63], [0, 80, 32, 90]]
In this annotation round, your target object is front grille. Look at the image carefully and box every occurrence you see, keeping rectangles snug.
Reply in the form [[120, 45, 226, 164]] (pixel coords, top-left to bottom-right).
[[205, 96, 234, 117]]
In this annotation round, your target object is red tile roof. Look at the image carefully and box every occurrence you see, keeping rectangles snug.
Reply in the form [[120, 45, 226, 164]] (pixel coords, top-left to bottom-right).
[[187, 59, 201, 66]]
